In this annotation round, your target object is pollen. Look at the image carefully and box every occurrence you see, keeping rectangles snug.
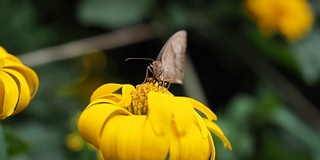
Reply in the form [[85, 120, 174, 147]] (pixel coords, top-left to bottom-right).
[[128, 78, 172, 115]]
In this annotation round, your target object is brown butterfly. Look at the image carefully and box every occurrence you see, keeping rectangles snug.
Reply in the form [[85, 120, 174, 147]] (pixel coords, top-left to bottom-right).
[[150, 30, 187, 84]]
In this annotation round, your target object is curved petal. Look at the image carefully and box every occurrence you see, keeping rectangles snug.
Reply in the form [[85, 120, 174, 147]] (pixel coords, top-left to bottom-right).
[[90, 83, 123, 101], [168, 124, 180, 160], [193, 111, 209, 138], [2, 69, 31, 114], [78, 103, 132, 148], [87, 98, 121, 109], [4, 65, 39, 99], [100, 115, 146, 160], [92, 93, 123, 104], [21, 66, 38, 99], [170, 124, 211, 160], [0, 47, 22, 64], [148, 92, 173, 136], [140, 117, 170, 159], [187, 97, 217, 121], [0, 71, 19, 119], [118, 84, 135, 107], [92, 84, 135, 108], [171, 97, 194, 135], [208, 130, 216, 160], [204, 119, 232, 150], [0, 51, 5, 68]]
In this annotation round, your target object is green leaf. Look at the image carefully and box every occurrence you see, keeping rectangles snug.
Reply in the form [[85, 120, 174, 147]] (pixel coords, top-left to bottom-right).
[[166, 2, 189, 28], [0, 0, 59, 52], [77, 0, 154, 29], [224, 94, 255, 125], [261, 130, 312, 160], [293, 30, 320, 85], [246, 28, 299, 73], [270, 106, 320, 159], [215, 94, 256, 159], [0, 123, 7, 160], [4, 127, 30, 156]]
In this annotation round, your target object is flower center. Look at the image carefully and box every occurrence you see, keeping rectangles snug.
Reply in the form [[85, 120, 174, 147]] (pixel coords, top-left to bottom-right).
[[128, 78, 172, 115]]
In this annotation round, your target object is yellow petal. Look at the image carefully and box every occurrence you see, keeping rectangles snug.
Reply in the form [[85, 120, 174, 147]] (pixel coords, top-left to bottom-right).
[[91, 93, 123, 105], [0, 49, 5, 68], [140, 117, 170, 159], [0, 71, 19, 119], [93, 84, 135, 108], [193, 111, 209, 138], [204, 119, 232, 150], [187, 98, 217, 121], [100, 115, 146, 160], [169, 123, 211, 160], [2, 69, 31, 114], [118, 84, 136, 107], [78, 103, 132, 148], [22, 67, 38, 99], [208, 130, 216, 160], [0, 47, 22, 64], [171, 97, 194, 135], [90, 84, 135, 107], [90, 83, 123, 101], [4, 65, 39, 99], [147, 92, 173, 136], [87, 98, 121, 109]]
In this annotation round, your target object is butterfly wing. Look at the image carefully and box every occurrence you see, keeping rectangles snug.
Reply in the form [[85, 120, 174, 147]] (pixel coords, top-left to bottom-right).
[[156, 30, 187, 84]]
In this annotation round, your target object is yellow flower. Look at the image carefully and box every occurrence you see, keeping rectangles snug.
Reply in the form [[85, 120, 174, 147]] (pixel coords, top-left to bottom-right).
[[78, 79, 232, 160], [66, 132, 84, 152], [0, 46, 39, 119], [66, 131, 105, 160], [245, 0, 314, 41]]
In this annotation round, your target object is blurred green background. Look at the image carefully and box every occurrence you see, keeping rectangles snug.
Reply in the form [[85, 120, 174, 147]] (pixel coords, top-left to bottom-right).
[[1, 0, 320, 159]]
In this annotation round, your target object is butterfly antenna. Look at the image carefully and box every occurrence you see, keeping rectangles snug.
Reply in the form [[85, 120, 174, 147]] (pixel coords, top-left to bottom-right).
[[125, 57, 154, 62]]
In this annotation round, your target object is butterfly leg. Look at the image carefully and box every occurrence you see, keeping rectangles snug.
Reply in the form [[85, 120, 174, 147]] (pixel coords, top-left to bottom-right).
[[164, 73, 174, 88], [144, 66, 154, 83], [166, 83, 171, 89], [144, 67, 149, 83]]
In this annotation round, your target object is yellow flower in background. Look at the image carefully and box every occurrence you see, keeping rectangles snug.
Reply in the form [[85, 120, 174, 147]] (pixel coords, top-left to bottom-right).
[[78, 79, 232, 160], [66, 113, 104, 160], [0, 46, 39, 119], [66, 132, 84, 152], [245, 0, 314, 41]]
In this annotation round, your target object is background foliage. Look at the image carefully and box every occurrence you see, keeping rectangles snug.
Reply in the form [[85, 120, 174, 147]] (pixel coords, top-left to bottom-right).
[[1, 0, 320, 159]]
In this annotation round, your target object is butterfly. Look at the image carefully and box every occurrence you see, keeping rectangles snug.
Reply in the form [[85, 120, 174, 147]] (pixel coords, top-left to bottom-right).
[[150, 30, 187, 84]]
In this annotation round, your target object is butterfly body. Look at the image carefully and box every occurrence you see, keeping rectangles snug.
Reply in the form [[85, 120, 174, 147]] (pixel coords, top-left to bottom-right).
[[151, 30, 187, 84]]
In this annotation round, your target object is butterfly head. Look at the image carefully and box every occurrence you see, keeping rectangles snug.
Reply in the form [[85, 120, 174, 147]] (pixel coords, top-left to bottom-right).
[[151, 61, 165, 80]]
